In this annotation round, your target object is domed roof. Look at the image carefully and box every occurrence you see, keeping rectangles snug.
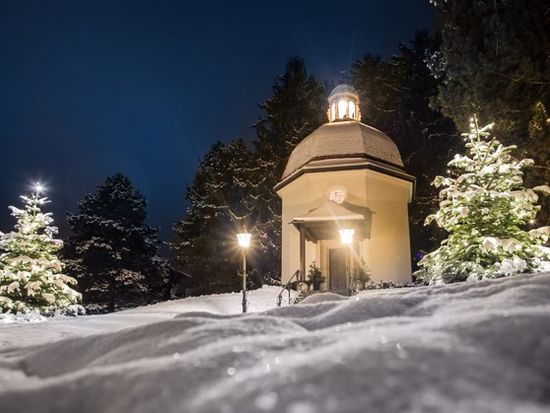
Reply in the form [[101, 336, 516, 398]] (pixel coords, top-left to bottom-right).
[[281, 120, 404, 180], [328, 84, 358, 98]]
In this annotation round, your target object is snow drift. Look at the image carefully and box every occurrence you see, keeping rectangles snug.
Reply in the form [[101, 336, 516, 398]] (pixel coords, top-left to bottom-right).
[[1, 275, 550, 412]]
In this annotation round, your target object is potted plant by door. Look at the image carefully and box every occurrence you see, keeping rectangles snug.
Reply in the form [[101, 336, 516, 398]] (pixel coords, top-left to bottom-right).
[[307, 261, 325, 290], [353, 259, 371, 292]]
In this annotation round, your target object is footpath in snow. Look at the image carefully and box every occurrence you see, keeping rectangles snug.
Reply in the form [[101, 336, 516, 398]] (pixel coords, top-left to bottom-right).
[[1, 274, 550, 412]]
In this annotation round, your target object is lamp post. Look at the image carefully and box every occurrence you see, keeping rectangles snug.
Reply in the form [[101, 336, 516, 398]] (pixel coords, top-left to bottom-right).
[[339, 228, 355, 294], [236, 231, 251, 313]]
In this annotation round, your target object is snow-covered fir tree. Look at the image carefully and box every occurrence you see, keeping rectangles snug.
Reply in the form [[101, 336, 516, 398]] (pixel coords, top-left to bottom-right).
[[174, 139, 259, 294], [417, 117, 550, 284], [0, 188, 81, 314], [174, 58, 326, 288], [64, 174, 169, 311], [253, 57, 326, 281]]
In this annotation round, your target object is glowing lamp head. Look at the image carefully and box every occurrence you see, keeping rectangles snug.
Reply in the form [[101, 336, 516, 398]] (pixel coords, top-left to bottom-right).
[[339, 228, 355, 245], [236, 232, 252, 248]]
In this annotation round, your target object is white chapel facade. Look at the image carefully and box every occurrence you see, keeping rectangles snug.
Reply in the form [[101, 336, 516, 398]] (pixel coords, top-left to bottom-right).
[[275, 84, 415, 288]]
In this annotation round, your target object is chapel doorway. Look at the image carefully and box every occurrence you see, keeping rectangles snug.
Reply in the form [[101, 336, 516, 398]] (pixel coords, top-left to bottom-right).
[[329, 247, 347, 290]]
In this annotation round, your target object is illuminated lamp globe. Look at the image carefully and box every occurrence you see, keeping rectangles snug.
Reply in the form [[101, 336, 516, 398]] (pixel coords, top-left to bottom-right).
[[339, 228, 355, 245], [236, 232, 252, 248]]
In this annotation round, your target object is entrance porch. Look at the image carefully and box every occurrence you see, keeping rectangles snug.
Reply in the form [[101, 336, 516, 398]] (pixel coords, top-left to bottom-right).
[[290, 200, 371, 292]]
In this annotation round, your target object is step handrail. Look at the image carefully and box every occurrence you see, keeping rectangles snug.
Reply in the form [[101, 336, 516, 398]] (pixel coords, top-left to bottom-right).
[[290, 284, 307, 305], [276, 269, 300, 307]]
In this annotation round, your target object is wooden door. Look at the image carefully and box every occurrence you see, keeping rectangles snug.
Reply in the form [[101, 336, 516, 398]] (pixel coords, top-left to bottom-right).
[[329, 247, 347, 290]]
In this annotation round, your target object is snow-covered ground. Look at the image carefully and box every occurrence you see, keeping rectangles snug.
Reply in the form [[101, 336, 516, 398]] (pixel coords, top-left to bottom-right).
[[1, 275, 550, 412], [0, 285, 290, 348]]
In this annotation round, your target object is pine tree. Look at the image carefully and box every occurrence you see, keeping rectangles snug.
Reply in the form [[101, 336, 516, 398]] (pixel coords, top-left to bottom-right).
[[174, 58, 326, 288], [253, 57, 326, 281], [0, 189, 81, 314], [174, 139, 258, 294], [64, 174, 168, 311], [417, 117, 550, 284]]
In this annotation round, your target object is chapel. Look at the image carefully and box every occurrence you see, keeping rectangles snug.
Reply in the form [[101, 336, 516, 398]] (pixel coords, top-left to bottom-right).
[[275, 84, 415, 289]]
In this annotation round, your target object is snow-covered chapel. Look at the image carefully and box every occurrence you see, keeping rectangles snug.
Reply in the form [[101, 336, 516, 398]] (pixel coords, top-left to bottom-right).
[[275, 84, 415, 289]]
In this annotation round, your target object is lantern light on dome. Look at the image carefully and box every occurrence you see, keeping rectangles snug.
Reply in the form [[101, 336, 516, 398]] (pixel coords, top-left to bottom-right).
[[327, 84, 361, 122]]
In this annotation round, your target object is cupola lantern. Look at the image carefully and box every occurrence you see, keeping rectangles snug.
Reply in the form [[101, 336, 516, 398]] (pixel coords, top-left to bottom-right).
[[327, 84, 361, 122]]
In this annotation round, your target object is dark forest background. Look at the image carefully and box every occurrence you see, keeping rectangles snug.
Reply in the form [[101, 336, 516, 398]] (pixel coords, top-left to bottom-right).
[[54, 0, 550, 310]]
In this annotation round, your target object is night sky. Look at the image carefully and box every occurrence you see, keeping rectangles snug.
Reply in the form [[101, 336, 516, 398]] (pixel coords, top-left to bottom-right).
[[0, 0, 436, 242]]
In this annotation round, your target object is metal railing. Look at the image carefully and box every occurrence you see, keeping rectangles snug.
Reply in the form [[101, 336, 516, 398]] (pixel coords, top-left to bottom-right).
[[348, 272, 356, 297], [276, 269, 300, 307]]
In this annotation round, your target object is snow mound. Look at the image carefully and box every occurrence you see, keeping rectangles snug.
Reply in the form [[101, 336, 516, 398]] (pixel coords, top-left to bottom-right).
[[0, 311, 46, 324], [0, 285, 289, 349], [1, 275, 550, 412]]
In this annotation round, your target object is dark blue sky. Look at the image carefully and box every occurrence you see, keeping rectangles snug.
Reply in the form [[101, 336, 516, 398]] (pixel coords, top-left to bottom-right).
[[0, 0, 436, 241]]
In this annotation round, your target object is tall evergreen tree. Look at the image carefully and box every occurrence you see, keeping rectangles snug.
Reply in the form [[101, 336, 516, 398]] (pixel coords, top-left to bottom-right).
[[174, 139, 258, 294], [253, 57, 326, 281], [173, 58, 325, 292], [0, 190, 81, 314], [429, 0, 550, 225], [64, 174, 168, 311], [352, 31, 457, 269]]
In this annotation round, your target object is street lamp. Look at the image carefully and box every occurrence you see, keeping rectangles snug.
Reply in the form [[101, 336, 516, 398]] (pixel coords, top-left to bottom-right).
[[236, 231, 251, 313], [339, 228, 355, 295]]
